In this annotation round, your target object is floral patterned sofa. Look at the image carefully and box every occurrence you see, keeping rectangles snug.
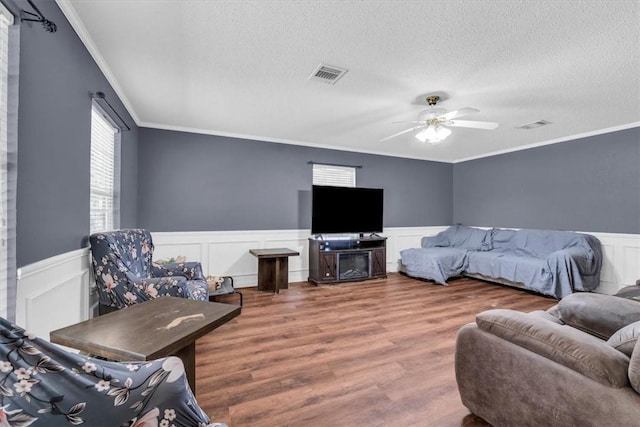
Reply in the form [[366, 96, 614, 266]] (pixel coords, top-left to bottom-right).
[[90, 229, 209, 313], [0, 316, 225, 426]]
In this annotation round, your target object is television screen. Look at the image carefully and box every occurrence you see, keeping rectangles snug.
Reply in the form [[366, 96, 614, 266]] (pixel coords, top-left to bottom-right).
[[311, 185, 384, 235]]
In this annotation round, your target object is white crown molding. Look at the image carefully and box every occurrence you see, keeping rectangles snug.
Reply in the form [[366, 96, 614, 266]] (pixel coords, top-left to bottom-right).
[[55, 0, 140, 125], [142, 121, 640, 164], [453, 122, 640, 163], [138, 121, 447, 163], [53, 1, 640, 165]]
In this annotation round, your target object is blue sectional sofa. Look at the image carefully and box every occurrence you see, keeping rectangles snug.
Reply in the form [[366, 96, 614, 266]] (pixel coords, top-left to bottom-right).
[[400, 225, 602, 299]]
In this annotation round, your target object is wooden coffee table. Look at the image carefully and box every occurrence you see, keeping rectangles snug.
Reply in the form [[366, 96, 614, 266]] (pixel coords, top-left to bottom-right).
[[50, 297, 240, 392], [249, 248, 300, 293]]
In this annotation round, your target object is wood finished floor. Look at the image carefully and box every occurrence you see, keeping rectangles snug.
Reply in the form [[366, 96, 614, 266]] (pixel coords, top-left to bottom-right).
[[195, 274, 556, 427]]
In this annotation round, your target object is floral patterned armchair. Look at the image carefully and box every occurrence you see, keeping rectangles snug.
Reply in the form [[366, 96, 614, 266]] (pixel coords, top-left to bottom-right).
[[0, 316, 225, 426], [90, 229, 208, 313]]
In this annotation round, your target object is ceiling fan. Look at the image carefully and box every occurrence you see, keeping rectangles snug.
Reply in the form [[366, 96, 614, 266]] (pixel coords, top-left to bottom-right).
[[381, 95, 499, 144]]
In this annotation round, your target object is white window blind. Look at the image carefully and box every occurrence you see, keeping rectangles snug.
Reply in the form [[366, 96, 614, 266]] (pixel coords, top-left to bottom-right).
[[312, 164, 356, 187], [0, 5, 11, 318], [90, 104, 120, 233]]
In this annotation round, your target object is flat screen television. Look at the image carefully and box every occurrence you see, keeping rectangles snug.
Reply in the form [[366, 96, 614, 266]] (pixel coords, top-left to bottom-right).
[[311, 185, 384, 235]]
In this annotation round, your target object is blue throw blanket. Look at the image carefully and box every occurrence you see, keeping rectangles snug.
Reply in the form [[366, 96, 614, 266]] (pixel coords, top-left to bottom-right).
[[400, 225, 602, 298]]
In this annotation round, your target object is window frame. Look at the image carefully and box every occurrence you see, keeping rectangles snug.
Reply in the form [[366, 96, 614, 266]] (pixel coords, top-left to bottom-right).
[[89, 102, 121, 234], [312, 163, 357, 188]]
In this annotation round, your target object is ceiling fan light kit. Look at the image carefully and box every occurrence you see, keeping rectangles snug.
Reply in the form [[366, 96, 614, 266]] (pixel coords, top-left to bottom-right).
[[382, 94, 499, 145], [415, 125, 451, 144]]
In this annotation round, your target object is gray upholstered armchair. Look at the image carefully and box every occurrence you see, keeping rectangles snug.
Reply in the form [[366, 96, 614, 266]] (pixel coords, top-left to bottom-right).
[[456, 292, 640, 426], [89, 229, 208, 313]]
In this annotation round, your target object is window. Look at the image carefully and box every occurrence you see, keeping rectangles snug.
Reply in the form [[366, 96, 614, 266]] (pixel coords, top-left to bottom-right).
[[312, 163, 356, 187], [90, 104, 120, 233], [0, 1, 14, 320]]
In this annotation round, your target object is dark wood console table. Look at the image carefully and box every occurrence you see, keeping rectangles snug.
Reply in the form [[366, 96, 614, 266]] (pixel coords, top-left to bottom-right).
[[250, 248, 300, 293], [50, 297, 240, 392]]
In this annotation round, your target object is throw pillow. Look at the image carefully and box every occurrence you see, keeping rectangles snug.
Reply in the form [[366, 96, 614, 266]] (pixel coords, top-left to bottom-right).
[[556, 293, 640, 340], [206, 275, 225, 292], [607, 320, 640, 356]]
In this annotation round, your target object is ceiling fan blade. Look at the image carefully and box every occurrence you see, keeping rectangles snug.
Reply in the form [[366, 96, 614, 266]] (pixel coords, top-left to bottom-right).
[[448, 119, 499, 130], [380, 126, 423, 142], [438, 107, 479, 120], [392, 120, 423, 124]]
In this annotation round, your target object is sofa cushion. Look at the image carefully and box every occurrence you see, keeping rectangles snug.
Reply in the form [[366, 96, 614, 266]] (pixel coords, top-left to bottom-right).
[[607, 320, 640, 356], [476, 309, 630, 387], [465, 251, 548, 290], [400, 247, 468, 285], [491, 228, 595, 259], [628, 339, 640, 393], [447, 226, 492, 251], [488, 228, 518, 251], [421, 231, 450, 248], [546, 303, 561, 319], [423, 225, 492, 251], [557, 293, 640, 340], [529, 309, 564, 325]]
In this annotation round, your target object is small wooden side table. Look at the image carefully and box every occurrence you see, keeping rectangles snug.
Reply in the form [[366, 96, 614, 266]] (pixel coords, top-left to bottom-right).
[[249, 248, 300, 293]]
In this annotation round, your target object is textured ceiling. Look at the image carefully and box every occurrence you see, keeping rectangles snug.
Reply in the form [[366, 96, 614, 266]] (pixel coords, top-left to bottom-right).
[[58, 0, 640, 163]]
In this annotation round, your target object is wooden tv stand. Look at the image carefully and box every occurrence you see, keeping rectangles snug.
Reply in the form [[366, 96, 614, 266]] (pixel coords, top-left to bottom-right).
[[308, 236, 387, 285]]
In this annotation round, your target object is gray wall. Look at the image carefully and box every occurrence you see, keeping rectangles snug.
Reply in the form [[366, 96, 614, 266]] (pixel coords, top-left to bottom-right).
[[453, 127, 640, 233], [14, 2, 639, 267], [16, 1, 138, 266], [137, 128, 453, 231]]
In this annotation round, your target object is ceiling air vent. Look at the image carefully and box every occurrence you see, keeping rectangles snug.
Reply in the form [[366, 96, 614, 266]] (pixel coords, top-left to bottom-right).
[[516, 120, 552, 130], [308, 64, 348, 85]]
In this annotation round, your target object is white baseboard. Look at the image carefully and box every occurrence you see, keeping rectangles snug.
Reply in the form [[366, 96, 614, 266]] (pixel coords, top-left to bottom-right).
[[15, 227, 638, 341]]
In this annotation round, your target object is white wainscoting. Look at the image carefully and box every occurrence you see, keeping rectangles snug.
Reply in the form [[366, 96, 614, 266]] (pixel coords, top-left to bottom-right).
[[13, 228, 639, 341], [16, 248, 92, 341], [588, 231, 640, 294], [152, 228, 640, 294], [151, 227, 450, 287]]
